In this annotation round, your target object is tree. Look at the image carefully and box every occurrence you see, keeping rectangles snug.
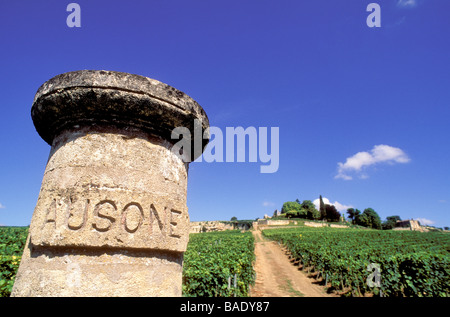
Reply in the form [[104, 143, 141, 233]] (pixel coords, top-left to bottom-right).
[[301, 200, 314, 210], [347, 208, 356, 223], [285, 210, 301, 219], [382, 215, 401, 230], [297, 208, 308, 218], [285, 211, 294, 218], [355, 208, 382, 229], [346, 208, 361, 224], [355, 212, 367, 226], [325, 204, 341, 222], [285, 208, 307, 219], [307, 208, 320, 220], [281, 201, 302, 214], [230, 216, 237, 221], [319, 195, 326, 220], [282, 200, 319, 219], [301, 200, 320, 220], [281, 199, 321, 220]]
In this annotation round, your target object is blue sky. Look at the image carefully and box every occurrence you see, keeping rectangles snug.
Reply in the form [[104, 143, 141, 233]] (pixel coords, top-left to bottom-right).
[[0, 0, 449, 228]]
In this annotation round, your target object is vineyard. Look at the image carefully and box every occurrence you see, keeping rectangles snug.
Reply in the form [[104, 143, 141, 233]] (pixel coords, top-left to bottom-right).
[[0, 227, 28, 297], [0, 227, 255, 297], [182, 230, 256, 297], [263, 226, 450, 297], [1, 225, 449, 297]]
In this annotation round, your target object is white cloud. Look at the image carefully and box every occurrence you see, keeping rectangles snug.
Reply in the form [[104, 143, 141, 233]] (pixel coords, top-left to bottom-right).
[[333, 201, 354, 212], [335, 144, 410, 180], [0, 203, 5, 209], [262, 200, 275, 207], [335, 173, 353, 181], [414, 218, 435, 226], [359, 173, 369, 180], [312, 197, 353, 212], [397, 0, 418, 8]]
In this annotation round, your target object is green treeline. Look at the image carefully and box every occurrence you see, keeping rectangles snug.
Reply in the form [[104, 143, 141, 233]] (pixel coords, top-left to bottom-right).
[[279, 195, 409, 230]]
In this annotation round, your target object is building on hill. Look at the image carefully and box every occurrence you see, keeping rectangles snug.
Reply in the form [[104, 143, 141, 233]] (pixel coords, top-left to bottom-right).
[[273, 209, 282, 217], [395, 219, 423, 231], [190, 221, 252, 233]]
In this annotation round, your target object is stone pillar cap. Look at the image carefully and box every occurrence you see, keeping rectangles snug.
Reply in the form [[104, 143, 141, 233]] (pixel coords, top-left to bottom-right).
[[31, 70, 209, 159]]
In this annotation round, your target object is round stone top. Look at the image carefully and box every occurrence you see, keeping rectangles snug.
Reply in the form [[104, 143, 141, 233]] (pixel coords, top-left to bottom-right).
[[31, 70, 209, 159]]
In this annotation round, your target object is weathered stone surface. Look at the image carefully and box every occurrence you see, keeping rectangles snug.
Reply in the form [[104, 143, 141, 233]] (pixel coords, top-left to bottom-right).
[[12, 70, 209, 297], [14, 236, 184, 297], [30, 127, 189, 252], [31, 70, 209, 161], [190, 221, 251, 233]]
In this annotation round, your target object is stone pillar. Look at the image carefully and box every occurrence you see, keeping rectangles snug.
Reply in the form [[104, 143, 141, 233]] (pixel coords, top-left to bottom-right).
[[11, 70, 209, 297]]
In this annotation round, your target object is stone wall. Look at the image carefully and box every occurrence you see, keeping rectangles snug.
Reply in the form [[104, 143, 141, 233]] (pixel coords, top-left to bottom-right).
[[395, 219, 425, 232], [304, 221, 326, 227], [190, 221, 251, 233], [257, 219, 291, 226], [304, 222, 348, 228], [329, 224, 349, 228]]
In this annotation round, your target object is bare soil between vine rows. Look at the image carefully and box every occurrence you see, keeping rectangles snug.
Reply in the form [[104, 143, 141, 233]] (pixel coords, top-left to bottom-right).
[[250, 229, 336, 297]]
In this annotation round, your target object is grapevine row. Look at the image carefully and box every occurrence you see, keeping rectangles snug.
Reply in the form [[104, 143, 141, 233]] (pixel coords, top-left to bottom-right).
[[1, 227, 256, 297], [182, 230, 256, 297], [0, 227, 28, 296], [263, 227, 450, 297]]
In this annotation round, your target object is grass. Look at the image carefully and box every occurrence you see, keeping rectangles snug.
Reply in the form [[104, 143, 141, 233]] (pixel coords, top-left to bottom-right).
[[279, 278, 304, 297]]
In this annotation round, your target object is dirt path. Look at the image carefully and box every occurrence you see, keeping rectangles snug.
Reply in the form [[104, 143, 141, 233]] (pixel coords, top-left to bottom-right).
[[250, 229, 335, 297]]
